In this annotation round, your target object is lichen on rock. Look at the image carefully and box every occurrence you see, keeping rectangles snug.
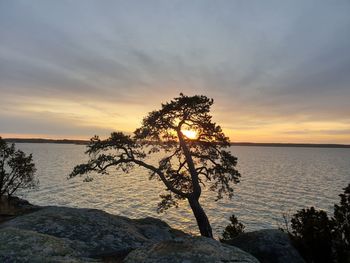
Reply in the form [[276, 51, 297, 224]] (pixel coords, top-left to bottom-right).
[[124, 236, 260, 263], [0, 206, 186, 258], [0, 227, 93, 263], [2, 205, 295, 262], [224, 229, 305, 263]]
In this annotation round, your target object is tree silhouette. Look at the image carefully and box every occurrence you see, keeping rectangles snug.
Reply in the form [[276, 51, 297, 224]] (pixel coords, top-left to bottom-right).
[[333, 184, 350, 262], [69, 94, 240, 238], [0, 137, 38, 199], [289, 207, 334, 263], [220, 214, 245, 241]]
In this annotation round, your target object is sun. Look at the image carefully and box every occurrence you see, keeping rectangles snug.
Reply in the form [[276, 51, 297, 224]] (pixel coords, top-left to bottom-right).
[[181, 129, 198, 139]]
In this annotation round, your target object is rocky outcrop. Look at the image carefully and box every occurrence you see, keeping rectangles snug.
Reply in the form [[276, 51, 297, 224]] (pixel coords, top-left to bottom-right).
[[0, 227, 92, 263], [2, 205, 305, 262], [124, 236, 260, 263], [224, 229, 305, 263], [0, 196, 40, 224], [1, 206, 186, 258]]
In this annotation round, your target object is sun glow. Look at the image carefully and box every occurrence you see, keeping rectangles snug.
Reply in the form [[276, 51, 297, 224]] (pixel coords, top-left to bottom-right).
[[181, 129, 198, 139]]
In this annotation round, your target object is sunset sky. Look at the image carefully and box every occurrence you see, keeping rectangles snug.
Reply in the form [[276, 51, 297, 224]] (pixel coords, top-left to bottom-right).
[[1, 1, 350, 143]]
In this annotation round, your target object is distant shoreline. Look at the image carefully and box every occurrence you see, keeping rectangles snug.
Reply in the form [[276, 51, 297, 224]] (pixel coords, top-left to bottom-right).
[[230, 142, 350, 148], [3, 138, 350, 148], [4, 138, 88, 145]]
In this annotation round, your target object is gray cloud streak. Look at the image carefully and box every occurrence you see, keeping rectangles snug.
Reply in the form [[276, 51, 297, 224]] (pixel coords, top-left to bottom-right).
[[0, 0, 350, 140]]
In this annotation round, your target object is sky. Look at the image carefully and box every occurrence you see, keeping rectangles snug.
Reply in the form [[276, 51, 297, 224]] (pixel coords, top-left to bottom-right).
[[0, 0, 350, 143]]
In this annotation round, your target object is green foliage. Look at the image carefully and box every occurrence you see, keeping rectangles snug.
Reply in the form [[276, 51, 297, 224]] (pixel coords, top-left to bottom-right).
[[0, 137, 38, 198], [220, 214, 245, 241]]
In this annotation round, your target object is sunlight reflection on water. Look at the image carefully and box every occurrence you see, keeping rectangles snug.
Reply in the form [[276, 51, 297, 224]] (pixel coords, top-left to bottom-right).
[[17, 143, 350, 237]]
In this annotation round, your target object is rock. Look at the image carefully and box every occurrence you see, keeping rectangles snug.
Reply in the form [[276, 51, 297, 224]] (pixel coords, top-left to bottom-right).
[[0, 227, 93, 263], [0, 196, 40, 219], [133, 217, 186, 241], [124, 236, 260, 263], [0, 206, 186, 258], [224, 229, 305, 263], [2, 205, 300, 262]]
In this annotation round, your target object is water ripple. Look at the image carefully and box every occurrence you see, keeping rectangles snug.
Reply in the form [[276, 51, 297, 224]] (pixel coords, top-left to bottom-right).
[[16, 143, 350, 238]]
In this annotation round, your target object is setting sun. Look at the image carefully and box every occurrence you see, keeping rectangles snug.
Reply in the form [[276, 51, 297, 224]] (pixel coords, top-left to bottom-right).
[[181, 129, 198, 139]]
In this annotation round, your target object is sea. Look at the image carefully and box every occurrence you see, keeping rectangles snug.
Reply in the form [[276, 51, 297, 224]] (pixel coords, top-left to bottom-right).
[[15, 143, 350, 238]]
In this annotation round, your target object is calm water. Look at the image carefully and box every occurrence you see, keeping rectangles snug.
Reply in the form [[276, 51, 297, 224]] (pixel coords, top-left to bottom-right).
[[16, 143, 350, 237]]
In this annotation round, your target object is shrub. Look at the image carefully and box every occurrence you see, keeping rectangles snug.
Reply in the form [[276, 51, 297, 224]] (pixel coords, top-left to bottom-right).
[[289, 207, 334, 263], [0, 137, 38, 199], [333, 184, 350, 262], [220, 214, 245, 241], [286, 184, 350, 263]]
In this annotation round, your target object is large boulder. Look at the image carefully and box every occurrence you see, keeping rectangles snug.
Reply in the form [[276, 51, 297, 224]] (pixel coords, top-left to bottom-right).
[[224, 229, 305, 263], [0, 227, 93, 263], [124, 236, 260, 263], [1, 206, 186, 258]]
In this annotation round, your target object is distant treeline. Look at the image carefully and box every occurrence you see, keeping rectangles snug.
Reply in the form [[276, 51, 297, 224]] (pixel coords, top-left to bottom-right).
[[231, 142, 350, 148], [3, 138, 350, 148], [4, 138, 88, 145]]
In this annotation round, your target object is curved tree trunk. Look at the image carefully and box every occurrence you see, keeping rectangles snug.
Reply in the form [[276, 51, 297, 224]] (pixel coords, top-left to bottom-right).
[[188, 196, 213, 238]]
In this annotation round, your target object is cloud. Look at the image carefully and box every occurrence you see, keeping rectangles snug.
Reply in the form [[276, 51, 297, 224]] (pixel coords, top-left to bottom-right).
[[0, 0, 350, 142], [283, 129, 350, 136]]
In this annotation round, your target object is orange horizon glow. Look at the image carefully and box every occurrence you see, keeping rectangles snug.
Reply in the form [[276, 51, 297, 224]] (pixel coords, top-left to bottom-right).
[[2, 131, 350, 145], [1, 98, 349, 144]]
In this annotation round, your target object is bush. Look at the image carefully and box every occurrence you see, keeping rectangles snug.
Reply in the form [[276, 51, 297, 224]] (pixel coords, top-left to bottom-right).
[[289, 207, 333, 263], [333, 184, 350, 262], [287, 184, 350, 263], [0, 137, 38, 199], [220, 214, 245, 241]]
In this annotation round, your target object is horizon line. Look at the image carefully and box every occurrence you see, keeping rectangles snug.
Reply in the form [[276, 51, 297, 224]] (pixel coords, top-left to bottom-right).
[[3, 137, 350, 148]]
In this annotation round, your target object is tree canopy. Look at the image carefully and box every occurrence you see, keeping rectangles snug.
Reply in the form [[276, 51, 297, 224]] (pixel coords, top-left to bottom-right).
[[0, 137, 38, 199], [70, 94, 240, 237]]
